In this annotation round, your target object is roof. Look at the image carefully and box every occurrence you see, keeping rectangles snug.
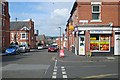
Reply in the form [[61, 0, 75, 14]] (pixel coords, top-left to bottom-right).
[[10, 21, 30, 30]]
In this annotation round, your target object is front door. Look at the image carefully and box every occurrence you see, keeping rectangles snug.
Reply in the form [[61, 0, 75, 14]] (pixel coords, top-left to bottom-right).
[[114, 34, 120, 55], [79, 36, 85, 55]]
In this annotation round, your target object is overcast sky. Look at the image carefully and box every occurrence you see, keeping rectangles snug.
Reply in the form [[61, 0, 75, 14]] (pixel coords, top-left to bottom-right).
[[9, 0, 75, 36]]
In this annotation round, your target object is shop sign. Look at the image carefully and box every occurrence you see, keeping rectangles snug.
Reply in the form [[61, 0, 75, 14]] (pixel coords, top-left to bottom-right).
[[90, 30, 112, 34]]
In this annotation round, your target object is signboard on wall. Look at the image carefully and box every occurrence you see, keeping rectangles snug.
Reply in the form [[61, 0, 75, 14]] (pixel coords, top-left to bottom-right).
[[90, 31, 112, 34]]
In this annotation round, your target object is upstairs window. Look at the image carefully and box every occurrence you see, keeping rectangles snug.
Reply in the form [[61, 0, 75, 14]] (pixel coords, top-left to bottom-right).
[[20, 33, 28, 39], [92, 5, 101, 20]]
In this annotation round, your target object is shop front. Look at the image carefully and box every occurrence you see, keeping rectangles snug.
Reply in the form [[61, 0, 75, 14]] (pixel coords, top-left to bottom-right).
[[77, 24, 113, 56], [114, 28, 120, 55]]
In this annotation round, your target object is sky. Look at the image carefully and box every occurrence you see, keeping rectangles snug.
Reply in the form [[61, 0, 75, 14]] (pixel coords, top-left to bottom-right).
[[9, 0, 75, 36]]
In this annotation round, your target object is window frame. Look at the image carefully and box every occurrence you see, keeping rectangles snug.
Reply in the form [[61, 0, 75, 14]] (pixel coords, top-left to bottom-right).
[[90, 35, 110, 52], [20, 33, 28, 39], [91, 3, 102, 22]]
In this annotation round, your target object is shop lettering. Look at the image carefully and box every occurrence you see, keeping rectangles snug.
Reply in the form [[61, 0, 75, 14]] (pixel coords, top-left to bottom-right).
[[91, 30, 103, 33]]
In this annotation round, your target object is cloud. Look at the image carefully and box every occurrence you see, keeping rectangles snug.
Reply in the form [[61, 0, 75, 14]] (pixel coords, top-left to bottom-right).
[[9, 2, 74, 36], [51, 8, 69, 18]]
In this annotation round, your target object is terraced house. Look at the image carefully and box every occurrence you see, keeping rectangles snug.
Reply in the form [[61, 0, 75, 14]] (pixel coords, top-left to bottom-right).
[[0, 0, 10, 52], [66, 0, 120, 56], [10, 19, 36, 49]]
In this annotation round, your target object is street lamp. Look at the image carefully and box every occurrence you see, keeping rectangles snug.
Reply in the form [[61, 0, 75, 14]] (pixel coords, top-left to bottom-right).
[[58, 27, 61, 50]]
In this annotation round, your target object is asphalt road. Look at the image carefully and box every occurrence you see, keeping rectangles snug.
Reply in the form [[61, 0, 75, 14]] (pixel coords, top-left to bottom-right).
[[1, 49, 119, 79]]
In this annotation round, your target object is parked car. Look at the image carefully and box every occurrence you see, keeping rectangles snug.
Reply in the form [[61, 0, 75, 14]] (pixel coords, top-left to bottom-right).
[[48, 45, 59, 52], [5, 45, 20, 55], [38, 45, 43, 50], [19, 45, 30, 52]]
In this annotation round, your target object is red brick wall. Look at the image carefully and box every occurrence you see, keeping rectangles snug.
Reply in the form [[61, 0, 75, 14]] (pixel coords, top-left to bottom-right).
[[77, 2, 120, 27], [28, 20, 36, 48], [2, 2, 10, 50]]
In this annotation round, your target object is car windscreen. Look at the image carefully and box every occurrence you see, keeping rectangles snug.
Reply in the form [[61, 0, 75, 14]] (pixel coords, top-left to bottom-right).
[[8, 46, 17, 48], [50, 45, 56, 48]]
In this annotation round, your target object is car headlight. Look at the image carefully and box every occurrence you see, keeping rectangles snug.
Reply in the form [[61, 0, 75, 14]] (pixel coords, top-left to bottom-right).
[[12, 49, 15, 52], [6, 50, 9, 53]]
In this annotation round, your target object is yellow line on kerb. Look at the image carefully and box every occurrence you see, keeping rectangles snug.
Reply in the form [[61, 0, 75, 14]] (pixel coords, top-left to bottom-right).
[[82, 74, 118, 78]]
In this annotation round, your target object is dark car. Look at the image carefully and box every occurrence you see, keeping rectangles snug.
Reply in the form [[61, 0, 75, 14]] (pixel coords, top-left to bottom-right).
[[5, 45, 20, 55], [48, 45, 59, 52]]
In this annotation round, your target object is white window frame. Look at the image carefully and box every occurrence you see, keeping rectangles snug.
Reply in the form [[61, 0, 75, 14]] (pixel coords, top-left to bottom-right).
[[91, 2, 102, 22], [20, 33, 28, 40]]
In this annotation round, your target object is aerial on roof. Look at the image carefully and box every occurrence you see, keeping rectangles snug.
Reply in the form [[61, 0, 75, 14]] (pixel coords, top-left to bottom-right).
[[10, 21, 30, 30]]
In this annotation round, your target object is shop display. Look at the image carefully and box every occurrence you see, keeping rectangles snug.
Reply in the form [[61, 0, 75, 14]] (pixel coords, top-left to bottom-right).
[[90, 35, 110, 52]]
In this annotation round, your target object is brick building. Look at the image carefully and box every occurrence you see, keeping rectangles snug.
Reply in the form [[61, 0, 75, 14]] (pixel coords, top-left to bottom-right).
[[0, 1, 10, 52], [66, 0, 120, 56], [10, 19, 36, 48]]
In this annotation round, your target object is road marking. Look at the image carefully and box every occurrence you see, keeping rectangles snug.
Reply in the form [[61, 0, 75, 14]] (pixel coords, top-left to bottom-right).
[[107, 57, 115, 60], [52, 76, 56, 78], [55, 60, 57, 67], [63, 75, 67, 78], [61, 68, 65, 71], [52, 60, 58, 78], [53, 69, 57, 72], [62, 71, 66, 74], [61, 66, 68, 78], [83, 74, 118, 78], [53, 72, 57, 75], [61, 66, 64, 69]]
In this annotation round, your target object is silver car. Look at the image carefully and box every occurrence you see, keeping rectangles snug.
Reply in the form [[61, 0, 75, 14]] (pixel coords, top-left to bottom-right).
[[19, 45, 30, 52]]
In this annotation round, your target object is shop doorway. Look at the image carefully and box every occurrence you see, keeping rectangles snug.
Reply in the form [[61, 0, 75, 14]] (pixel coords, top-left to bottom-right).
[[114, 34, 120, 55], [79, 36, 85, 55]]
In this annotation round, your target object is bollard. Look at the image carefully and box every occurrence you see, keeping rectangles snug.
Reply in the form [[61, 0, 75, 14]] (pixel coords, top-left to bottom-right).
[[89, 51, 92, 57]]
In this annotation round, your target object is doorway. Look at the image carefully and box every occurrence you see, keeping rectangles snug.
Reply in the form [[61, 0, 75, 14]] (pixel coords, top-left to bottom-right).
[[79, 36, 85, 55], [114, 34, 120, 55]]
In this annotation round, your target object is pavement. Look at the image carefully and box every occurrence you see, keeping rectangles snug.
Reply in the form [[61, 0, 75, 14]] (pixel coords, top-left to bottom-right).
[[55, 49, 119, 63]]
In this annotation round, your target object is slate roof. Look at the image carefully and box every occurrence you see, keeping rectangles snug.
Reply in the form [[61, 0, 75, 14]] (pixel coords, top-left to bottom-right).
[[10, 21, 30, 30]]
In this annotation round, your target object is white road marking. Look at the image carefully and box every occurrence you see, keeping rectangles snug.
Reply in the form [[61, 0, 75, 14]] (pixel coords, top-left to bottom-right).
[[63, 75, 67, 78], [53, 69, 57, 72], [52, 60, 58, 78], [83, 74, 118, 78], [62, 71, 66, 74], [53, 72, 57, 75], [55, 60, 57, 67], [61, 66, 68, 78], [52, 76, 56, 78], [54, 66, 57, 69], [61, 66, 64, 69], [61, 68, 65, 71]]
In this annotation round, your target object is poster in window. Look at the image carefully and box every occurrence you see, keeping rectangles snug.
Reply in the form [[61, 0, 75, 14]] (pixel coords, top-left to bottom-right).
[[90, 41, 99, 51], [100, 41, 109, 51]]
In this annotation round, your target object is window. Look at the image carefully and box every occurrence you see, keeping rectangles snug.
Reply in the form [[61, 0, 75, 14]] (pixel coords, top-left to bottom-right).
[[90, 35, 110, 52], [92, 5, 101, 21], [22, 34, 25, 38], [20, 33, 28, 39]]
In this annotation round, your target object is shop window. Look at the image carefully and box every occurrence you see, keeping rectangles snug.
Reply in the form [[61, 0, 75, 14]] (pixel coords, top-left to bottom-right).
[[90, 35, 110, 52]]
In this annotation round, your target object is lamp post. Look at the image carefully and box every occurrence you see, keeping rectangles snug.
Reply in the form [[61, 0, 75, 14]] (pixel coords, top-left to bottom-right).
[[58, 27, 61, 50]]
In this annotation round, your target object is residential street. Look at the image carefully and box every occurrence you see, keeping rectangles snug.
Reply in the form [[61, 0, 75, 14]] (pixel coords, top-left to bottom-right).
[[1, 49, 119, 79]]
